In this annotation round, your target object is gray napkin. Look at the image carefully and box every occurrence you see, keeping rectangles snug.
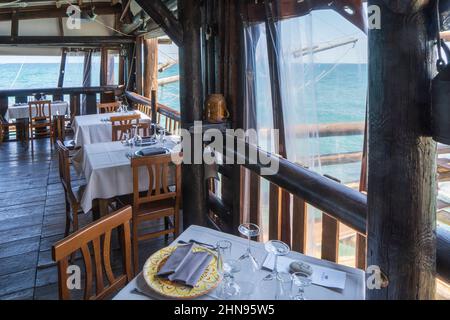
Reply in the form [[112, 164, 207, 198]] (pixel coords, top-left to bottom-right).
[[139, 147, 167, 156], [157, 244, 213, 287], [157, 244, 194, 276]]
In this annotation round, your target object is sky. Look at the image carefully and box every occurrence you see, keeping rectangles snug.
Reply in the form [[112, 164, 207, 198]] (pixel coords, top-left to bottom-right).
[[0, 9, 367, 64]]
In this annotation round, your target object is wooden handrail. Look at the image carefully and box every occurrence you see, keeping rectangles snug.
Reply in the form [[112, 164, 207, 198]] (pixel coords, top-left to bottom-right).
[[221, 135, 450, 282], [0, 85, 124, 97]]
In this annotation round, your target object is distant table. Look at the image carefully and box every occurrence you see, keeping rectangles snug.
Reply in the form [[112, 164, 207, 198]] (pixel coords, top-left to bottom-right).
[[72, 111, 150, 147], [5, 101, 69, 121], [73, 138, 178, 213], [113, 225, 366, 300]]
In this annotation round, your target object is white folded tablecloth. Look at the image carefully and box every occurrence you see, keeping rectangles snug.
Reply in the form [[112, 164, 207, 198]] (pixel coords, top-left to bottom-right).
[[72, 111, 151, 147], [5, 101, 69, 121]]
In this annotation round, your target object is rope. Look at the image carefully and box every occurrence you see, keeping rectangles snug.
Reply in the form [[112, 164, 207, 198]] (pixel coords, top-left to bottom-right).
[[10, 61, 24, 89]]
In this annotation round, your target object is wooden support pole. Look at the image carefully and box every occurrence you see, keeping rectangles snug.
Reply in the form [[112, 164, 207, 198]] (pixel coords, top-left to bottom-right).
[[135, 37, 143, 96], [144, 38, 158, 99], [179, 0, 208, 229], [83, 50, 94, 114], [367, 0, 436, 299]]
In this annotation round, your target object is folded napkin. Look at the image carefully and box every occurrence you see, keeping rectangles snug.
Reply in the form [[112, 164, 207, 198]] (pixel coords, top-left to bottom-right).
[[139, 147, 167, 156], [157, 244, 213, 287]]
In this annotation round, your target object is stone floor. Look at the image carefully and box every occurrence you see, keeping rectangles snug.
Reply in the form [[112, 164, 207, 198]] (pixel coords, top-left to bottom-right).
[[0, 138, 171, 300]]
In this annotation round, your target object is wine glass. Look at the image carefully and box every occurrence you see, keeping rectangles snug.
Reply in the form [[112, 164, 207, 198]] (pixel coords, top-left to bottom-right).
[[263, 240, 290, 281], [238, 223, 260, 268], [216, 240, 241, 299], [291, 271, 312, 300]]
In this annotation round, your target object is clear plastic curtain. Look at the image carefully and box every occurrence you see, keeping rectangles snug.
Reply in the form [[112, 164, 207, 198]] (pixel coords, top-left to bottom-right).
[[243, 9, 368, 261], [242, 23, 275, 236]]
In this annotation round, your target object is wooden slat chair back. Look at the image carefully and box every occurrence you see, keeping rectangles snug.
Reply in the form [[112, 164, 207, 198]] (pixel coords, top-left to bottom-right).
[[111, 114, 149, 141], [52, 206, 133, 300], [56, 140, 82, 235], [29, 100, 52, 121], [130, 154, 181, 273], [28, 100, 53, 153], [97, 101, 120, 114]]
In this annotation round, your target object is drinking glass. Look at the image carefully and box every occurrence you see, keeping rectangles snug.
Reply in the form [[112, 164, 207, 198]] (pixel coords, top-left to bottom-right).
[[263, 240, 290, 281], [291, 271, 312, 300], [216, 240, 241, 299], [133, 125, 142, 147], [158, 128, 167, 147], [121, 131, 130, 146], [275, 272, 292, 300]]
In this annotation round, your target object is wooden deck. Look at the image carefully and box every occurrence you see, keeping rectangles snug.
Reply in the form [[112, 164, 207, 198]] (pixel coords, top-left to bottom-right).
[[0, 139, 171, 300]]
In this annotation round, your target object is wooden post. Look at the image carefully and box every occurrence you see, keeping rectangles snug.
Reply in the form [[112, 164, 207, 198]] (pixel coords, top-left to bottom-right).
[[135, 37, 143, 95], [144, 38, 158, 99], [367, 0, 436, 299], [179, 0, 208, 229], [83, 50, 94, 114]]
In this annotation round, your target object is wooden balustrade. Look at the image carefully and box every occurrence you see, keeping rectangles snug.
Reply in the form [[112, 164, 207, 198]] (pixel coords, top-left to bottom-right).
[[0, 85, 123, 141], [125, 91, 181, 134]]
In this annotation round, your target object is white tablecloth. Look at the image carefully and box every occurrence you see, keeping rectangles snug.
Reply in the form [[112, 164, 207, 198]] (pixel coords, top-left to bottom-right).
[[73, 139, 178, 213], [5, 101, 69, 121], [72, 111, 151, 147], [113, 225, 366, 300]]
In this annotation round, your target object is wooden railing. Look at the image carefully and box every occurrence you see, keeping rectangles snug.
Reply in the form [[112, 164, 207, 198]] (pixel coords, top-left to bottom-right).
[[0, 85, 123, 140], [209, 136, 450, 283], [125, 91, 181, 134]]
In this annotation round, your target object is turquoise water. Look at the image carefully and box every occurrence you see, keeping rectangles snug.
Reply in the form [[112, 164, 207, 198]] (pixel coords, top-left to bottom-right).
[[0, 62, 367, 182]]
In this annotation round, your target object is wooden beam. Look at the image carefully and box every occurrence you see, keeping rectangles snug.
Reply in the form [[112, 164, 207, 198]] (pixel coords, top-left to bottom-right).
[[0, 36, 134, 46], [179, 0, 208, 229], [143, 38, 158, 99], [10, 11, 18, 39], [292, 196, 307, 253], [367, 0, 436, 299], [0, 3, 122, 21], [135, 0, 183, 47]]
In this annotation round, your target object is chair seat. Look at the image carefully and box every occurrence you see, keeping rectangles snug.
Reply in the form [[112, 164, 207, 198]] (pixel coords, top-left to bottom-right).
[[135, 198, 176, 219]]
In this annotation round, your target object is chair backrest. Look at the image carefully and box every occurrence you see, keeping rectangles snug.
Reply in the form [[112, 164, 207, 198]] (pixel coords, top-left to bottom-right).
[[29, 100, 52, 120], [52, 206, 133, 300], [131, 154, 181, 209], [56, 140, 75, 199], [97, 101, 120, 114], [111, 114, 149, 142]]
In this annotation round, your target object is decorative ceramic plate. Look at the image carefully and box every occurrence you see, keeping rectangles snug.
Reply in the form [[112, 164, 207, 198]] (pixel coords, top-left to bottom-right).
[[143, 245, 220, 299]]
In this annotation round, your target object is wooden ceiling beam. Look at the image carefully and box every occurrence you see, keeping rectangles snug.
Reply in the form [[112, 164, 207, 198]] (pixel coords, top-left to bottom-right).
[[134, 0, 183, 46], [0, 36, 134, 46], [0, 3, 122, 22]]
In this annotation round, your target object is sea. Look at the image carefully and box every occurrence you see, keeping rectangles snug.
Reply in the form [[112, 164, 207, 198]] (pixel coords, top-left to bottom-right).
[[0, 62, 367, 183]]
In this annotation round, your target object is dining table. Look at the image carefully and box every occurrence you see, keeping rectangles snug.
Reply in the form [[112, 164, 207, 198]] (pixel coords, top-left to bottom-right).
[[113, 225, 366, 300], [72, 110, 151, 147], [5, 100, 69, 121], [72, 137, 180, 213]]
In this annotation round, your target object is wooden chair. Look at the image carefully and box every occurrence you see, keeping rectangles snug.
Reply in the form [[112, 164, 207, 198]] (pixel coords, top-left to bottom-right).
[[97, 101, 120, 114], [131, 154, 181, 273], [111, 114, 149, 141], [52, 206, 133, 300], [56, 140, 85, 236], [29, 100, 53, 154]]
